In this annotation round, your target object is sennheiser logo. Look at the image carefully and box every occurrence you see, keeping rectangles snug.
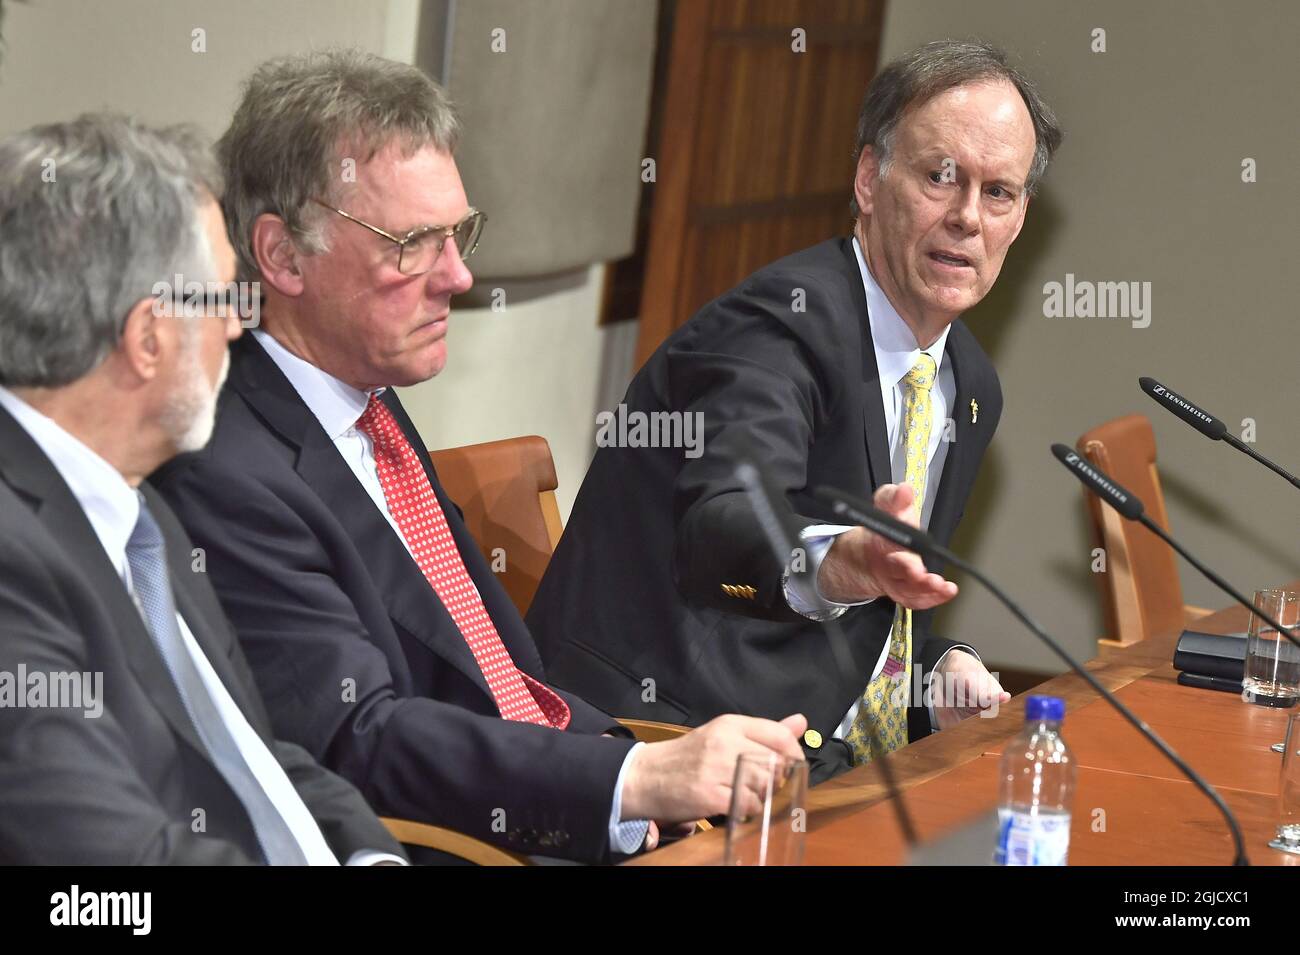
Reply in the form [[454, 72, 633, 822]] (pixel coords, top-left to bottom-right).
[[1157, 388, 1213, 424], [1067, 453, 1129, 504], [50, 885, 151, 935]]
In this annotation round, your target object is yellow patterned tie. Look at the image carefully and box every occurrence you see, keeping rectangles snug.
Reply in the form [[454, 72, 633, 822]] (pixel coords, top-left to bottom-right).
[[845, 354, 937, 765]]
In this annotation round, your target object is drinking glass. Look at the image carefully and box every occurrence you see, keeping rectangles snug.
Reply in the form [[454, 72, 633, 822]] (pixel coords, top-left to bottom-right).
[[1242, 589, 1300, 707], [1269, 712, 1300, 855], [723, 753, 809, 866]]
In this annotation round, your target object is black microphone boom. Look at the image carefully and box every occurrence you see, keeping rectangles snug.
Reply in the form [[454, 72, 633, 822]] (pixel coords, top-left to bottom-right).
[[733, 460, 918, 847], [1140, 376, 1300, 490], [1051, 443, 1300, 651], [811, 488, 941, 559], [814, 482, 1251, 866]]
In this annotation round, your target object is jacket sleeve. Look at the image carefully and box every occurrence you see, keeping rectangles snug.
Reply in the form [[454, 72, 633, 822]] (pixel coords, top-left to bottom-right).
[[667, 267, 852, 621]]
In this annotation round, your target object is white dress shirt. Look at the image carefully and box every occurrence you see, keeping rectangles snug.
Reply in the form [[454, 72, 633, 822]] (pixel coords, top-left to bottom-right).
[[251, 330, 649, 853], [779, 237, 978, 738], [0, 386, 401, 866]]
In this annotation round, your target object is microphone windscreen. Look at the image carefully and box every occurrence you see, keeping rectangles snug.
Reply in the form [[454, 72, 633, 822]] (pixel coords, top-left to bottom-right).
[[810, 485, 940, 559], [1051, 443, 1146, 521], [1139, 377, 1227, 440]]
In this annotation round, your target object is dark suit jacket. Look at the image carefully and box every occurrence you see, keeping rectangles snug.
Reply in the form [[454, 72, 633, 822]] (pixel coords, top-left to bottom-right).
[[527, 237, 1003, 782], [150, 335, 637, 864], [0, 404, 402, 865]]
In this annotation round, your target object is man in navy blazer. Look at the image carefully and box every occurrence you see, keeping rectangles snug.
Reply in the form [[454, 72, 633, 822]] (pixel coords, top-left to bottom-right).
[[529, 41, 1063, 782], [152, 50, 806, 864]]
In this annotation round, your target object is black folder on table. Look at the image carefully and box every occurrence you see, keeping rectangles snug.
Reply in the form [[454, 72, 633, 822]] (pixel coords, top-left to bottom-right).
[[1172, 629, 1248, 692]]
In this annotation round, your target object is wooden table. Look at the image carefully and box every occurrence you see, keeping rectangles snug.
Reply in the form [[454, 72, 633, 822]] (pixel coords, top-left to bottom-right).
[[628, 585, 1300, 866]]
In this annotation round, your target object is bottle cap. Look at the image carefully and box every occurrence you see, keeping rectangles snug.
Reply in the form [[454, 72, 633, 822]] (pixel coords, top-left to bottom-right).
[[1025, 694, 1065, 722]]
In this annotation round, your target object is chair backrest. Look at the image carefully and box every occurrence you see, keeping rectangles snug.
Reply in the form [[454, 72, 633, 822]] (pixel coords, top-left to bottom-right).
[[427, 435, 564, 617], [1076, 414, 1185, 646]]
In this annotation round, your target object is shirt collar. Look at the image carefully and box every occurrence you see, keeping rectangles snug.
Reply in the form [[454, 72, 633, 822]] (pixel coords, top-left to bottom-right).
[[0, 385, 140, 577], [851, 235, 951, 390], [252, 329, 380, 440]]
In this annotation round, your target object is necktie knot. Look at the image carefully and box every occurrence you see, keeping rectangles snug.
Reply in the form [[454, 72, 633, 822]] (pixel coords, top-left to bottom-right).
[[904, 354, 938, 393], [126, 493, 166, 561], [356, 393, 401, 459]]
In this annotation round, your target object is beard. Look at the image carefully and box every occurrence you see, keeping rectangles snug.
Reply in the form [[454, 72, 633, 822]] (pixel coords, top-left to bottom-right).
[[161, 341, 229, 454]]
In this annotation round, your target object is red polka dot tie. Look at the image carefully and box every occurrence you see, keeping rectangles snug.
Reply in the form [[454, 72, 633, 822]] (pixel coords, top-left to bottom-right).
[[357, 395, 570, 728]]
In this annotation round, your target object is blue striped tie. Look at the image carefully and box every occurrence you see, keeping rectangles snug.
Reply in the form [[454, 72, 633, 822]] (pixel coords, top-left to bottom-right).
[[126, 496, 308, 865]]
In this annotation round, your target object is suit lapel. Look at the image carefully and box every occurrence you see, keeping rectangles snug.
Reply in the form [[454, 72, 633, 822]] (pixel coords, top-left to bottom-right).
[[228, 337, 494, 703], [0, 406, 211, 760], [837, 239, 893, 493]]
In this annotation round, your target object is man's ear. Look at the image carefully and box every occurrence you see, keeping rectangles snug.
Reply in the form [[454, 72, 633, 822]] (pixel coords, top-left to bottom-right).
[[853, 146, 883, 218], [118, 296, 165, 382], [251, 213, 306, 297]]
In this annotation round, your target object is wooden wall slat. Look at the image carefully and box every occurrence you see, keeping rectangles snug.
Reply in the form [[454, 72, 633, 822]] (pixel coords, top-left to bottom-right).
[[634, 0, 886, 367]]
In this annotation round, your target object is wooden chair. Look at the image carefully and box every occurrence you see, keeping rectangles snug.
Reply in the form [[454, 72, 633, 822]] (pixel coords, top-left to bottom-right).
[[1076, 414, 1212, 648], [427, 435, 564, 617], [380, 817, 531, 865]]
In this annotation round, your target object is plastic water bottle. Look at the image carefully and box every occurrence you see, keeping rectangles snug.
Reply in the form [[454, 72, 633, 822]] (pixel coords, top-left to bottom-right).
[[994, 695, 1077, 866]]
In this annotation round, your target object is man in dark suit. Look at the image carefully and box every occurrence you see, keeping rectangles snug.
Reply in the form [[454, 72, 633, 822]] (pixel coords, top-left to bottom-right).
[[152, 50, 806, 865], [0, 115, 404, 865], [528, 41, 1064, 782]]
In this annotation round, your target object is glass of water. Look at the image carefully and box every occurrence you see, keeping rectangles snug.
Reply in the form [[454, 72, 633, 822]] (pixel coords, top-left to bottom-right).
[[1242, 589, 1300, 708], [723, 752, 808, 866], [1269, 712, 1300, 855]]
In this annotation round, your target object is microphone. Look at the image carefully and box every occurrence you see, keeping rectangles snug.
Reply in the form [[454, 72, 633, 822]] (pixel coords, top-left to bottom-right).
[[1140, 376, 1300, 490], [813, 482, 1252, 866], [1052, 443, 1300, 651], [732, 460, 917, 847], [1051, 443, 1144, 521], [811, 487, 943, 561]]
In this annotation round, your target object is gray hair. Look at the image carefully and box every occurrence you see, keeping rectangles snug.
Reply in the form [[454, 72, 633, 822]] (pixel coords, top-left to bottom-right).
[[850, 40, 1063, 216], [0, 114, 222, 388], [218, 48, 461, 282]]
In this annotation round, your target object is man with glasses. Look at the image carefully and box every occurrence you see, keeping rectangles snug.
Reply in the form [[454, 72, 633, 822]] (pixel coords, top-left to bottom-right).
[[530, 41, 1061, 782], [0, 114, 406, 865], [151, 50, 806, 864]]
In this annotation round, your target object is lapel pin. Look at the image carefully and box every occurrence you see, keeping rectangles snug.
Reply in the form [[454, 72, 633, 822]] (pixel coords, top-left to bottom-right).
[[970, 399, 979, 424]]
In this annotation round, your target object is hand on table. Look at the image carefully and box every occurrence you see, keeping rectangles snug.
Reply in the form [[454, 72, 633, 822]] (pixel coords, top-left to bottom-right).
[[931, 649, 1010, 731]]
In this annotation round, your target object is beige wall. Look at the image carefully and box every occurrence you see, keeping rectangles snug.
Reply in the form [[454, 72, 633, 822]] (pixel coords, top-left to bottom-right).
[[0, 0, 618, 517], [0, 0, 394, 135], [880, 0, 1299, 673]]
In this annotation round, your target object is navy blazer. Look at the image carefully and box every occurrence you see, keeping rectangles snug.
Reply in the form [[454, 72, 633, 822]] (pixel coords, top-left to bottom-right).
[[527, 237, 1003, 783], [151, 335, 636, 863]]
